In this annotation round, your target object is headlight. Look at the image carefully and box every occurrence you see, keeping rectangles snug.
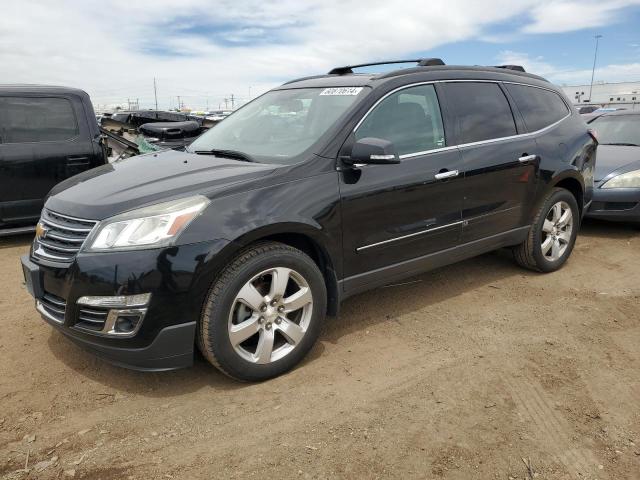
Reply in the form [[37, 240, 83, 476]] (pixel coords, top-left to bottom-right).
[[85, 195, 209, 251], [601, 169, 640, 189]]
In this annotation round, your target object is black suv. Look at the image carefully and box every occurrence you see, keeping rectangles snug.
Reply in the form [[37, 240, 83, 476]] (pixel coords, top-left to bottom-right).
[[0, 86, 106, 234], [21, 60, 596, 381]]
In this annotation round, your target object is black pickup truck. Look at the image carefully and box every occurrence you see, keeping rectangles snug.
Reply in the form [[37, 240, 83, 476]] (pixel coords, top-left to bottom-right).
[[0, 85, 107, 235]]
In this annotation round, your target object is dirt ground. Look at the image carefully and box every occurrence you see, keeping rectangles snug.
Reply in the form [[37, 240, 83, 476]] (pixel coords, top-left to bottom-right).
[[1, 220, 639, 480]]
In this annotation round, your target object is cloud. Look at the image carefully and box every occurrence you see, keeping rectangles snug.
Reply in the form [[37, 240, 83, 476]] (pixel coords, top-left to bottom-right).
[[522, 0, 640, 34], [2, 1, 639, 109], [497, 50, 640, 85]]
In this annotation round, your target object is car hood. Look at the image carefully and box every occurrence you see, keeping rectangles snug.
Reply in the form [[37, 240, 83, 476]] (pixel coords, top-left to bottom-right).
[[594, 145, 640, 182], [46, 149, 277, 219]]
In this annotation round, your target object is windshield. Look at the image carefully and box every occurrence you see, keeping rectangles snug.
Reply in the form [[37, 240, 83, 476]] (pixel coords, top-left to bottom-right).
[[188, 87, 366, 164], [591, 115, 640, 146]]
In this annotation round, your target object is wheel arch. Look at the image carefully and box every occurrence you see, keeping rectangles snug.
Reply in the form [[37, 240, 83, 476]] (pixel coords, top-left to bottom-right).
[[223, 223, 341, 317], [547, 171, 585, 216]]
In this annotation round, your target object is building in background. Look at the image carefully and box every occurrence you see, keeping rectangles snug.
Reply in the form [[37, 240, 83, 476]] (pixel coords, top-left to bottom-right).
[[561, 81, 640, 110]]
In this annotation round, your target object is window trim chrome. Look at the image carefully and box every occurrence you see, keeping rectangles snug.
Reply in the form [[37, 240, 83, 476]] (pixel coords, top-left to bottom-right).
[[353, 79, 573, 160]]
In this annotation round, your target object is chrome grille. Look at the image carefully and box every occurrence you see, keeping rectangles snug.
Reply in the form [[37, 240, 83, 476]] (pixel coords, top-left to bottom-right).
[[33, 209, 97, 262], [38, 292, 67, 323], [76, 307, 108, 332]]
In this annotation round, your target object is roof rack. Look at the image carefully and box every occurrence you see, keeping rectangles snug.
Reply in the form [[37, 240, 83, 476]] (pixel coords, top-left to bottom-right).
[[328, 58, 445, 75], [494, 65, 526, 72]]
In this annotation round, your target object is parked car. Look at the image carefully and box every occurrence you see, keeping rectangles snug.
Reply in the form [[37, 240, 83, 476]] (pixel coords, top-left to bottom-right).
[[592, 107, 626, 114], [578, 105, 600, 114], [21, 59, 596, 381], [0, 85, 107, 235], [205, 110, 233, 122], [138, 120, 203, 149], [101, 110, 203, 131], [586, 110, 640, 223]]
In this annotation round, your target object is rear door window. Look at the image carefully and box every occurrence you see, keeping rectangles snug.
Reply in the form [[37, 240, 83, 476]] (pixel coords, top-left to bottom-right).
[[355, 84, 446, 156], [441, 82, 517, 144], [0, 96, 79, 143], [505, 84, 570, 132]]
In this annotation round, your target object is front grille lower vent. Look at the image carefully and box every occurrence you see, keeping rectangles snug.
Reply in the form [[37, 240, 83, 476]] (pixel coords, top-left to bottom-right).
[[76, 307, 109, 332], [603, 201, 637, 211], [592, 201, 638, 211], [33, 209, 97, 263], [39, 292, 67, 323]]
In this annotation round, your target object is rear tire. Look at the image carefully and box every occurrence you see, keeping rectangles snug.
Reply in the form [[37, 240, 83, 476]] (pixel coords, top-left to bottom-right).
[[514, 188, 580, 272], [198, 242, 326, 382]]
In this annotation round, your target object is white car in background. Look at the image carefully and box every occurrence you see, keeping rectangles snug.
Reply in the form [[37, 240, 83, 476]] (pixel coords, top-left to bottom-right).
[[205, 110, 233, 122]]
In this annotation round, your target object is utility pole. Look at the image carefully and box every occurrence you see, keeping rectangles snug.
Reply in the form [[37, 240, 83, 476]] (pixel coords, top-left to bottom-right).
[[153, 78, 158, 112], [230, 94, 235, 109], [588, 34, 603, 103], [177, 95, 181, 111], [224, 98, 229, 109]]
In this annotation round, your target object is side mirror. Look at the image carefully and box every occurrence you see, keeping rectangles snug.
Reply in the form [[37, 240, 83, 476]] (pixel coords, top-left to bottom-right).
[[345, 137, 400, 166]]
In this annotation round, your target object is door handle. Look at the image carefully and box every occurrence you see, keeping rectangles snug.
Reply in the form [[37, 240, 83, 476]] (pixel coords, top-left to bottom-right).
[[518, 154, 538, 164], [434, 169, 459, 180]]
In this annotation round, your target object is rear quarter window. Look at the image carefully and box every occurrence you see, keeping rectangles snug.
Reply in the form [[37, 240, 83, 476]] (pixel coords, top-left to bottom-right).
[[504, 84, 570, 132], [0, 96, 79, 144]]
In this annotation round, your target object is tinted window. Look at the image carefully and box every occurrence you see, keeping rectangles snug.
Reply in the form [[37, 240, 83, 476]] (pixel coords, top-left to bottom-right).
[[505, 84, 569, 131], [355, 84, 446, 156], [0, 97, 78, 143], [442, 82, 517, 144]]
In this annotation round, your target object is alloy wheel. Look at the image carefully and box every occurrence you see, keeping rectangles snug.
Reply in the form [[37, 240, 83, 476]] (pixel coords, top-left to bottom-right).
[[228, 267, 314, 364], [541, 200, 573, 262]]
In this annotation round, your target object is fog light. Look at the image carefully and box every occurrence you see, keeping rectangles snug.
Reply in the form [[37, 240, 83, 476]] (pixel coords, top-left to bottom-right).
[[95, 308, 147, 337], [76, 294, 150, 338], [112, 312, 144, 334], [77, 293, 151, 308]]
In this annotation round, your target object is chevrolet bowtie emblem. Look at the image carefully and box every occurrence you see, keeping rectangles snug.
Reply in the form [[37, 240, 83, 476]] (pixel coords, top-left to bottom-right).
[[35, 222, 48, 240]]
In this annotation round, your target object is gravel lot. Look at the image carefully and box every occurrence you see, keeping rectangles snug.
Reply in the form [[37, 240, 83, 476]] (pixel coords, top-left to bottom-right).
[[1, 220, 639, 480]]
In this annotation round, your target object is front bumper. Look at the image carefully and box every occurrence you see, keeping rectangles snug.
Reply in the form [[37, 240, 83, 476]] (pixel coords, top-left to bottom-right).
[[21, 238, 230, 371], [585, 186, 640, 222], [43, 305, 197, 371]]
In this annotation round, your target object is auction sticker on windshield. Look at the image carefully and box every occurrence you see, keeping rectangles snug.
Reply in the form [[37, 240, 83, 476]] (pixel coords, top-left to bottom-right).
[[320, 87, 363, 96]]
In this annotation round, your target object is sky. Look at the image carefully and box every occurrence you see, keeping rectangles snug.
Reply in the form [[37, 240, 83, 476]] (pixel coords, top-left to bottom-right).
[[3, 0, 640, 111]]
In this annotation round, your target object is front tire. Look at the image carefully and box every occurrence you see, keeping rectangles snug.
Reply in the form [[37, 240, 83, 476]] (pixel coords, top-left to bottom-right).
[[514, 188, 580, 272], [198, 242, 327, 381]]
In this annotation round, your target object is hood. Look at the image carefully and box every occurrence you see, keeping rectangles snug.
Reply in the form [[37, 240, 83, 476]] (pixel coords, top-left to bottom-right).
[[46, 149, 277, 219], [594, 145, 640, 182]]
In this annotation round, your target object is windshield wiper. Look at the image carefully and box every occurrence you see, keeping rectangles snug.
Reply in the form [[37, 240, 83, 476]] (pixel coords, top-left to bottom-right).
[[600, 142, 640, 147], [192, 148, 255, 162]]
